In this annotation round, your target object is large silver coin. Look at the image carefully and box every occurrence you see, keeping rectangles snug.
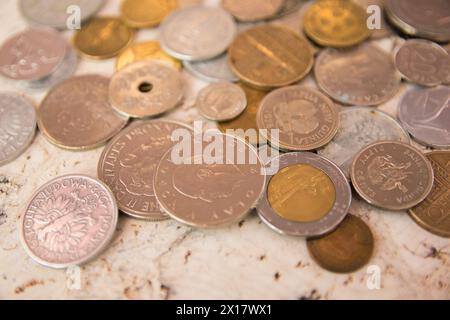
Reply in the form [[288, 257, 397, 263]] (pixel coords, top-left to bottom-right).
[[0, 92, 36, 166], [183, 53, 239, 83], [160, 6, 237, 61]]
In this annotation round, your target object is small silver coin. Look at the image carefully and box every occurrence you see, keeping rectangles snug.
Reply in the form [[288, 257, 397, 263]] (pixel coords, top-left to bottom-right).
[[0, 92, 36, 166], [183, 53, 239, 83]]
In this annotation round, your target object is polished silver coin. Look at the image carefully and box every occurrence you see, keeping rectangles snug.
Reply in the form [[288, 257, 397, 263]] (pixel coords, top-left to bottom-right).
[[183, 53, 239, 83], [318, 107, 410, 179], [160, 6, 237, 61], [0, 92, 36, 166]]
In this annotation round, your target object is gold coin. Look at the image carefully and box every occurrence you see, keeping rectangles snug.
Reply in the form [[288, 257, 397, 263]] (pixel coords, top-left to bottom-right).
[[73, 17, 134, 59], [303, 0, 370, 48], [116, 41, 182, 71], [120, 0, 177, 28], [268, 164, 336, 222], [307, 214, 374, 273], [228, 25, 314, 90]]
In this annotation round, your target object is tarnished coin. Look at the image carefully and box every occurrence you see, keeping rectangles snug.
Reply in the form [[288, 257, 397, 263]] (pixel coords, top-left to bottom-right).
[[98, 120, 193, 220], [222, 0, 285, 22], [398, 86, 450, 149], [351, 141, 434, 211], [318, 107, 410, 178], [73, 17, 134, 60], [20, 175, 118, 269], [257, 152, 351, 237], [218, 84, 267, 145], [116, 41, 181, 71], [160, 6, 236, 61], [38, 75, 128, 150], [257, 86, 339, 151], [307, 214, 374, 273], [196, 83, 247, 121], [303, 0, 370, 48], [121, 0, 177, 28], [0, 93, 36, 166], [228, 25, 313, 89], [109, 61, 184, 118], [409, 151, 450, 238], [385, 0, 450, 42], [315, 44, 402, 106], [352, 0, 392, 39], [183, 53, 238, 83], [0, 27, 67, 81], [154, 132, 266, 228], [19, 0, 105, 29]]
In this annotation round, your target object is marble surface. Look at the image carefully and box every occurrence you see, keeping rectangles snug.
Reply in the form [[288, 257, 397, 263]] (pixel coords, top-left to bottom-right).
[[0, 0, 449, 300]]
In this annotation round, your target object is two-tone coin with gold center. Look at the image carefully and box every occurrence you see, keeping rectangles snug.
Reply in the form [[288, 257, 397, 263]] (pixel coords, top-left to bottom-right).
[[120, 0, 177, 28]]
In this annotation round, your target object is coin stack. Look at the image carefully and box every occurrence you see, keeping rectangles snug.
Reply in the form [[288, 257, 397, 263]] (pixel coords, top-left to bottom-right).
[[0, 0, 448, 275]]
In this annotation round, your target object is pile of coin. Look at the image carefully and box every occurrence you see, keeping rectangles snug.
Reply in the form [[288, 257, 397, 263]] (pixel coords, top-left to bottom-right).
[[0, 0, 448, 274]]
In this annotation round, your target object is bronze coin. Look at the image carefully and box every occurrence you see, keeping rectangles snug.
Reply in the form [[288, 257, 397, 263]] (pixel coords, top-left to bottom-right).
[[307, 214, 374, 274], [351, 141, 434, 211], [38, 75, 128, 150], [409, 151, 450, 238]]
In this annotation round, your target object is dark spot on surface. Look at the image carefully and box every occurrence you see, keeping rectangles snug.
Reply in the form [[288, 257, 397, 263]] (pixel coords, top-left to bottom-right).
[[426, 247, 439, 259], [177, 226, 181, 230], [343, 276, 353, 286], [0, 176, 9, 184], [26, 155, 31, 160], [134, 229, 139, 237], [259, 255, 266, 261], [160, 284, 171, 300], [138, 82, 153, 93], [14, 280, 44, 294], [184, 250, 192, 264], [299, 289, 321, 300], [274, 272, 281, 281], [0, 209, 7, 226], [238, 220, 245, 228]]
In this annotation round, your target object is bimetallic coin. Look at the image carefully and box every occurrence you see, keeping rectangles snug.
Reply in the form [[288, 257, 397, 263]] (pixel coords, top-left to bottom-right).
[[228, 25, 313, 89], [398, 86, 450, 149], [352, 0, 392, 39], [222, 0, 285, 22], [73, 17, 134, 60], [307, 214, 374, 273], [154, 132, 266, 228], [303, 0, 370, 48], [116, 41, 181, 71], [257, 86, 339, 151], [38, 75, 129, 150], [395, 40, 450, 87], [19, 0, 105, 29], [0, 28, 66, 81], [318, 107, 410, 178], [196, 83, 247, 121], [20, 175, 118, 269], [409, 151, 450, 238], [98, 120, 193, 220], [315, 44, 402, 106], [183, 53, 238, 83], [121, 0, 177, 28], [0, 93, 36, 166], [160, 6, 237, 61], [109, 61, 184, 118], [257, 152, 352, 237], [351, 141, 434, 211]]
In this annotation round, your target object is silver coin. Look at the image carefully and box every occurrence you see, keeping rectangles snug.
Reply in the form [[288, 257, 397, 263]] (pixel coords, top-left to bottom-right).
[[0, 92, 36, 166], [318, 107, 410, 179], [160, 6, 237, 61], [257, 152, 352, 237], [183, 53, 239, 83], [20, 0, 105, 30], [196, 83, 247, 121]]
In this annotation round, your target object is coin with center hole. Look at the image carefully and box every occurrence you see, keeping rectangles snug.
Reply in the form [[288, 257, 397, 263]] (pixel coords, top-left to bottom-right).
[[222, 0, 285, 22], [120, 0, 177, 28], [183, 53, 238, 83]]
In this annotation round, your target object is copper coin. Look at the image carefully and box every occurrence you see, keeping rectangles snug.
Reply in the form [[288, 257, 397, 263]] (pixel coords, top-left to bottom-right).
[[38, 75, 129, 150], [228, 25, 314, 90], [395, 40, 450, 87], [398, 86, 450, 149], [109, 61, 184, 118], [351, 141, 434, 211], [315, 44, 402, 106], [0, 27, 66, 81], [257, 86, 339, 151], [307, 214, 374, 273], [409, 151, 450, 238], [154, 132, 266, 228], [98, 120, 193, 220], [257, 152, 352, 237], [222, 0, 285, 22], [20, 174, 118, 269]]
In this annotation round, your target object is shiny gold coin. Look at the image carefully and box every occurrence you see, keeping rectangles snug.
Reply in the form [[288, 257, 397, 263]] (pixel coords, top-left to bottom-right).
[[73, 17, 134, 59], [303, 0, 370, 48], [268, 164, 336, 223], [116, 41, 182, 71], [120, 0, 177, 28], [228, 25, 313, 90], [307, 214, 374, 273]]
